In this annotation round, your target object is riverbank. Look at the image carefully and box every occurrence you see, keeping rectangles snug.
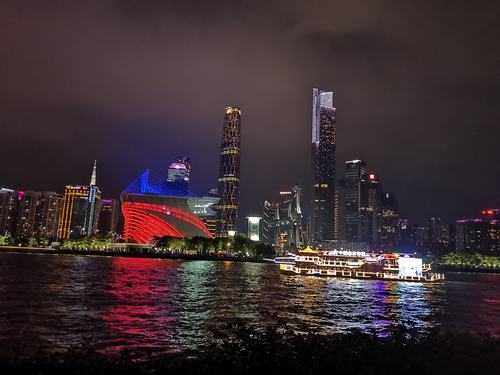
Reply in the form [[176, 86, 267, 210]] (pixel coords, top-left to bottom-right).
[[437, 264, 500, 273], [0, 325, 498, 374], [0, 246, 265, 263], [438, 252, 500, 273]]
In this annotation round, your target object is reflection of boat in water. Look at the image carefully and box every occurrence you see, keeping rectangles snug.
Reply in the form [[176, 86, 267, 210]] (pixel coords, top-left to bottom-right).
[[278, 247, 445, 283]]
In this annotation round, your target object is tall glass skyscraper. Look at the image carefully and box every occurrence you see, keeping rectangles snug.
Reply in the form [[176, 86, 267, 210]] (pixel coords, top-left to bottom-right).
[[344, 159, 367, 242], [216, 106, 241, 237], [311, 88, 336, 242]]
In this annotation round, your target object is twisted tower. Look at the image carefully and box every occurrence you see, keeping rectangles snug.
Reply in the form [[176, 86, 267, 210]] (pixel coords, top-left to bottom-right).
[[216, 106, 241, 237]]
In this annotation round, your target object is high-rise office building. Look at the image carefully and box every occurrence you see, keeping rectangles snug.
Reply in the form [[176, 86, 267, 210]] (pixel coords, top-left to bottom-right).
[[216, 106, 241, 237], [262, 187, 304, 251], [247, 216, 262, 242], [34, 191, 61, 240], [334, 180, 346, 241], [344, 160, 367, 242], [359, 173, 382, 246], [0, 188, 18, 236], [378, 192, 400, 250], [57, 185, 89, 240], [311, 88, 337, 242], [84, 161, 102, 237], [262, 200, 277, 246], [98, 199, 121, 236], [15, 191, 41, 241], [456, 209, 500, 255], [414, 225, 430, 250], [427, 217, 452, 254], [3, 190, 61, 242]]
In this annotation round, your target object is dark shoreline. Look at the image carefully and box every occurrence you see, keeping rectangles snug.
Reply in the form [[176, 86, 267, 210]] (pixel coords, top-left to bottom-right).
[[0, 246, 266, 263], [0, 326, 498, 375], [436, 264, 500, 274]]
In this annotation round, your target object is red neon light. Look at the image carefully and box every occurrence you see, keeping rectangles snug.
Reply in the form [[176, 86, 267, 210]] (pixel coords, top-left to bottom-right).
[[122, 201, 212, 243]]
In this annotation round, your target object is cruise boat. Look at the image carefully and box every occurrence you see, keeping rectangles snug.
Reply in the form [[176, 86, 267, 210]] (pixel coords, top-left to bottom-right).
[[279, 246, 444, 282]]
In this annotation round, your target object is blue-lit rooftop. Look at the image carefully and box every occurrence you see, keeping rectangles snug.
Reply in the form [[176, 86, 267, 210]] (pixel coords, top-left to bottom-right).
[[123, 169, 194, 197]]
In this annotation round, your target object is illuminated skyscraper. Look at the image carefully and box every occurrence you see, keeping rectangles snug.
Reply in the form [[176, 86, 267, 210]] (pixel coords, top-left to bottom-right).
[[216, 106, 241, 237], [359, 172, 382, 246], [262, 200, 277, 246], [311, 88, 336, 242], [98, 199, 121, 236], [0, 188, 18, 236], [378, 192, 400, 250], [262, 187, 304, 251], [16, 191, 62, 241], [84, 160, 102, 237], [15, 191, 41, 241], [247, 216, 262, 242], [344, 160, 367, 242], [456, 209, 500, 255], [57, 185, 89, 240]]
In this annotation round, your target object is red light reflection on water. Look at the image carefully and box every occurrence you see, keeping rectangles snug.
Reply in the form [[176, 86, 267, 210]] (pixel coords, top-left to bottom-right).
[[101, 257, 179, 354]]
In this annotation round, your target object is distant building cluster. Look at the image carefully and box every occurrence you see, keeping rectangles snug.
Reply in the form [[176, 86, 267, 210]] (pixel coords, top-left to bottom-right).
[[256, 89, 500, 257], [0, 162, 120, 245], [0, 90, 498, 256], [0, 105, 242, 246]]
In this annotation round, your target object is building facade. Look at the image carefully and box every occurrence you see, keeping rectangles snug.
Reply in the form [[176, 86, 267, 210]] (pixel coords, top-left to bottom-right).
[[98, 199, 121, 236], [216, 106, 241, 237], [262, 200, 277, 246], [378, 192, 400, 250], [15, 191, 41, 242], [57, 185, 89, 240], [359, 173, 382, 246], [311, 88, 337, 242], [83, 161, 102, 237], [262, 186, 304, 251], [0, 189, 18, 236], [246, 216, 262, 242], [344, 160, 367, 243], [456, 209, 500, 255], [121, 168, 217, 244]]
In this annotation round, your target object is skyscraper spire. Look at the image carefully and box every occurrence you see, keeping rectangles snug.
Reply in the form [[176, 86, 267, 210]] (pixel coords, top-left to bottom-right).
[[84, 160, 101, 237], [90, 160, 97, 186]]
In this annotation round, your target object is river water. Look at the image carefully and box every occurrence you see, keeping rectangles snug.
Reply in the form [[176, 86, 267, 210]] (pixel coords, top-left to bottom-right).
[[0, 252, 498, 355]]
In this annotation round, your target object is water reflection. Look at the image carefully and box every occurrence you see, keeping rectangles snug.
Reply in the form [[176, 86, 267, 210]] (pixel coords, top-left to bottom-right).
[[0, 253, 498, 356], [102, 258, 180, 353]]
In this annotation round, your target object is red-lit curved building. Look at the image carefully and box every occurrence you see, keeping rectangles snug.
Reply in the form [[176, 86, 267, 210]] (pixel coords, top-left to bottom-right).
[[121, 169, 218, 244]]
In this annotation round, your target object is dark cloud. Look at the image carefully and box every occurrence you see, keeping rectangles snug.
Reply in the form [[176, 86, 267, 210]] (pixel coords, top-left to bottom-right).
[[1, 0, 499, 224]]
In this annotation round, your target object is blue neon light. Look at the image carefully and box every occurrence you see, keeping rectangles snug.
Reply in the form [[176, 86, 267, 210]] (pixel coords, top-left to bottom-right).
[[124, 169, 193, 197]]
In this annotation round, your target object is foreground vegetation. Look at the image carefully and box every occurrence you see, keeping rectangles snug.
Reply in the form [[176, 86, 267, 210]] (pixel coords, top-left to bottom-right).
[[154, 235, 275, 258], [440, 251, 500, 270], [0, 324, 498, 375], [0, 234, 277, 260], [60, 235, 275, 258]]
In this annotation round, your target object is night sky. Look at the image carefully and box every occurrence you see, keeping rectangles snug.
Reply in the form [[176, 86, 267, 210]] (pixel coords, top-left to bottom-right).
[[1, 0, 499, 224]]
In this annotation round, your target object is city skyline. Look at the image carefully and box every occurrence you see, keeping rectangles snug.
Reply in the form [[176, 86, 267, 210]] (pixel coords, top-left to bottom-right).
[[1, 2, 500, 371], [1, 1, 500, 224]]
